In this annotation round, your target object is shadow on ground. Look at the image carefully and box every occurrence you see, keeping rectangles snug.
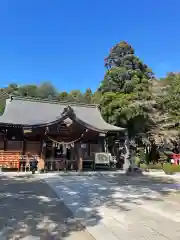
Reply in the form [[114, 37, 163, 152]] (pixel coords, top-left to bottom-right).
[[0, 174, 91, 239], [43, 172, 180, 230], [0, 173, 180, 239]]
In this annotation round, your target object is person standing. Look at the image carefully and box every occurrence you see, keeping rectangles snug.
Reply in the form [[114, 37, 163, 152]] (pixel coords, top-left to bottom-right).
[[27, 152, 38, 174]]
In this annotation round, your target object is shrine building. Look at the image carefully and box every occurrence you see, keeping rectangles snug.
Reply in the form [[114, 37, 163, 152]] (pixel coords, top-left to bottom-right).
[[0, 96, 125, 171]]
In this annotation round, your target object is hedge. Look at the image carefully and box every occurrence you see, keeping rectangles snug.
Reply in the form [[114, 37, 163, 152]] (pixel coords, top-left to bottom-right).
[[163, 163, 180, 173], [140, 163, 180, 173], [140, 163, 163, 170]]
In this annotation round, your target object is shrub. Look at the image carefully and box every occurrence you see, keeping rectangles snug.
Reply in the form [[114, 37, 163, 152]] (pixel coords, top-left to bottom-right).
[[163, 163, 180, 174], [140, 163, 163, 170], [148, 163, 163, 169], [140, 163, 148, 169]]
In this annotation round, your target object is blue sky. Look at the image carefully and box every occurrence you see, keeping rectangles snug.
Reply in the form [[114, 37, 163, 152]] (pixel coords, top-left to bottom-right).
[[0, 0, 179, 92]]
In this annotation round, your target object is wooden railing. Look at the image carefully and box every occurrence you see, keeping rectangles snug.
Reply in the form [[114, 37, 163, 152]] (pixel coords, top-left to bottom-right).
[[0, 151, 45, 171], [0, 151, 20, 169]]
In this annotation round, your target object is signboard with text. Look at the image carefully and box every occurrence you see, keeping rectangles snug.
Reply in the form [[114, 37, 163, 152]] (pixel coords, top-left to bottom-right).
[[94, 152, 110, 164]]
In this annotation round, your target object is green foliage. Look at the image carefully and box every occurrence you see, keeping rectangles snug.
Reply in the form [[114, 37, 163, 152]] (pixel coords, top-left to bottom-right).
[[0, 89, 9, 114], [84, 88, 93, 103], [92, 91, 101, 104], [100, 92, 146, 126], [140, 162, 180, 173], [163, 163, 180, 173], [161, 73, 180, 119], [17, 85, 39, 97], [99, 41, 155, 137], [135, 156, 141, 167], [68, 90, 84, 102], [99, 41, 180, 144], [140, 163, 163, 170], [37, 82, 57, 99], [57, 91, 69, 101], [0, 82, 100, 114], [100, 41, 154, 94]]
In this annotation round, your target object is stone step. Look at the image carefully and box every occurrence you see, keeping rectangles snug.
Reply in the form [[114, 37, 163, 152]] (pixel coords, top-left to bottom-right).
[[125, 206, 180, 240], [101, 216, 169, 240], [98, 202, 180, 240]]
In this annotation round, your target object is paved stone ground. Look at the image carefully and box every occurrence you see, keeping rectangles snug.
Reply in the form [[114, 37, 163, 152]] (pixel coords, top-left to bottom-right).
[[42, 173, 180, 240], [0, 174, 94, 240]]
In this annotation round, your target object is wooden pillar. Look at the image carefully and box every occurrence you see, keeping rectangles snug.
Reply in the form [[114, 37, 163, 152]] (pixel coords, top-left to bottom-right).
[[22, 139, 26, 155], [70, 144, 74, 170], [22, 128, 26, 156], [41, 126, 48, 171], [87, 143, 90, 157], [52, 142, 57, 170], [114, 133, 121, 169], [78, 142, 83, 171], [38, 140, 45, 171], [98, 133, 106, 152], [4, 129, 7, 151], [74, 142, 78, 171], [21, 137, 26, 172], [76, 142, 83, 171], [52, 142, 55, 157]]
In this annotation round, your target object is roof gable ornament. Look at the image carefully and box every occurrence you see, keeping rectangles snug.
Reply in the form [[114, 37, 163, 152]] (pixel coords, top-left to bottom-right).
[[61, 105, 74, 118]]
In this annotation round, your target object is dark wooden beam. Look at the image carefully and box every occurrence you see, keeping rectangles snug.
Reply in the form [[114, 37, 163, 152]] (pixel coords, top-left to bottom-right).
[[4, 129, 7, 151]]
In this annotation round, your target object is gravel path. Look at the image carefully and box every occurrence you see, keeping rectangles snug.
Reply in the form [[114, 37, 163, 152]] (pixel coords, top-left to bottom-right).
[[0, 174, 94, 240]]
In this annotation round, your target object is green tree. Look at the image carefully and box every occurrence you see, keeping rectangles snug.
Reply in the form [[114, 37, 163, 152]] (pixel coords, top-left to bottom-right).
[[100, 41, 154, 138], [92, 91, 101, 104], [38, 82, 57, 99], [5, 83, 19, 95], [162, 72, 180, 120], [57, 91, 69, 101], [100, 41, 154, 95], [149, 72, 180, 145], [0, 89, 9, 113], [17, 85, 38, 97], [68, 90, 84, 102], [84, 88, 93, 103]]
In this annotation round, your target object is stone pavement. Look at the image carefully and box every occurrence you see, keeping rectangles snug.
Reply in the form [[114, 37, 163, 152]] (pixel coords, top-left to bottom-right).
[[42, 173, 180, 240], [143, 171, 180, 180], [0, 174, 94, 240]]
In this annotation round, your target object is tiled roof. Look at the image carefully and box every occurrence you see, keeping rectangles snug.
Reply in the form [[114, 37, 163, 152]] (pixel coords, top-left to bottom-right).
[[0, 97, 125, 132]]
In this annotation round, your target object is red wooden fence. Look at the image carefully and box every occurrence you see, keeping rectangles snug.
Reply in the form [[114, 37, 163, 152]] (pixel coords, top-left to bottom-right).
[[0, 151, 20, 169]]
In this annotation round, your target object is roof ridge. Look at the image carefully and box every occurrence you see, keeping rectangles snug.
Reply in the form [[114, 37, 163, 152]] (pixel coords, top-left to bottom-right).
[[9, 96, 99, 108]]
